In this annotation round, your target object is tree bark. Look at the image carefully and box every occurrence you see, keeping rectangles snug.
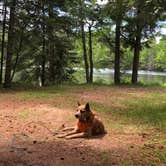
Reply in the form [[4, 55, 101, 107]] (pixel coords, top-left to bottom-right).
[[80, 21, 89, 83], [132, 35, 141, 84], [132, 7, 141, 84], [4, 0, 16, 88], [41, 34, 46, 86], [11, 29, 23, 81], [0, 0, 7, 84], [88, 26, 93, 83], [48, 2, 55, 83], [41, 4, 46, 86], [114, 20, 121, 85]]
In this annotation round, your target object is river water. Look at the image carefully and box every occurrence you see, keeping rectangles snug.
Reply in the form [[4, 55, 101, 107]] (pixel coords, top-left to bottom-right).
[[92, 68, 166, 84]]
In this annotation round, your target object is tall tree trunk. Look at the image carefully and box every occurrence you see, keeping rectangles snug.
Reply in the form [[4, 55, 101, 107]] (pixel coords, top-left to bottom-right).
[[4, 0, 16, 88], [0, 0, 7, 84], [132, 35, 141, 84], [48, 2, 55, 83], [41, 33, 46, 86], [41, 4, 46, 86], [88, 26, 93, 83], [48, 38, 55, 83], [80, 21, 89, 83], [11, 29, 23, 81], [132, 7, 141, 84], [114, 20, 121, 85]]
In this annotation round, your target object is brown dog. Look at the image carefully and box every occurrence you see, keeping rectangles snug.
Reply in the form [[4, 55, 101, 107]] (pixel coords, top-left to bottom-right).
[[57, 102, 106, 139]]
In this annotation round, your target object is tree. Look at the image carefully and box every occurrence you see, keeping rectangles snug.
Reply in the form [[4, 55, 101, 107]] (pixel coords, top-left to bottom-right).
[[0, 0, 165, 87], [47, 1, 55, 83], [86, 1, 99, 83], [154, 36, 166, 71], [68, 0, 99, 83], [80, 17, 90, 83], [0, 0, 7, 84], [41, 1, 46, 86], [131, 0, 144, 84], [101, 0, 131, 84], [88, 24, 93, 83], [79, 0, 90, 83], [123, 0, 166, 84], [4, 0, 16, 88], [2, 0, 75, 86]]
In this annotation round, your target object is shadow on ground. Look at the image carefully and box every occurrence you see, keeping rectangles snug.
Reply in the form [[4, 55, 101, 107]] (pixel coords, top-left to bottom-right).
[[0, 136, 146, 166]]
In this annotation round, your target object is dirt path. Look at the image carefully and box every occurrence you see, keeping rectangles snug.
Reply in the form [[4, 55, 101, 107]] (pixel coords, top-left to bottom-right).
[[0, 93, 164, 166]]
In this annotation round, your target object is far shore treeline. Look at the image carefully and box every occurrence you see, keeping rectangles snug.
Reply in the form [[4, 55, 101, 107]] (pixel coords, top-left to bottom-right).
[[0, 0, 165, 88]]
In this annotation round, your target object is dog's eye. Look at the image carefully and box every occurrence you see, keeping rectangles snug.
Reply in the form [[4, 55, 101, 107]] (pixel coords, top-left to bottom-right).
[[80, 110, 84, 113]]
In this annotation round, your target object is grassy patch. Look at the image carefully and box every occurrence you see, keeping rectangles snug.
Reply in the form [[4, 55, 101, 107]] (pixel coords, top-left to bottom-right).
[[17, 108, 33, 119], [19, 88, 67, 100], [146, 134, 166, 147], [154, 149, 166, 163], [115, 100, 166, 130], [2, 84, 166, 133], [17, 108, 41, 120], [121, 160, 136, 166], [100, 151, 111, 165], [140, 148, 166, 165]]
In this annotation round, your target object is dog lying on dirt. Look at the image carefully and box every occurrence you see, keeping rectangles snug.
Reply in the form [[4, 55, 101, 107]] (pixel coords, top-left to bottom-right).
[[57, 102, 106, 139]]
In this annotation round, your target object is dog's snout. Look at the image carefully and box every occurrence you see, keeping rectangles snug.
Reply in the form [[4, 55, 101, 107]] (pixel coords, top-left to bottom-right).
[[75, 114, 79, 118]]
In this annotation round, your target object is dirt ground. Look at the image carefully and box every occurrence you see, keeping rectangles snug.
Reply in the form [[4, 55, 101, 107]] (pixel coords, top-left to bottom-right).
[[0, 90, 165, 166]]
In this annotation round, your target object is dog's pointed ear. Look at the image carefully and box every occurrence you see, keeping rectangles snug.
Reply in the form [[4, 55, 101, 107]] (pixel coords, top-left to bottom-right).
[[85, 103, 90, 112], [77, 101, 81, 106]]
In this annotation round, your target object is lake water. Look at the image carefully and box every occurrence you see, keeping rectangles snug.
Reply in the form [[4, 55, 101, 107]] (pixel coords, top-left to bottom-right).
[[92, 68, 166, 84]]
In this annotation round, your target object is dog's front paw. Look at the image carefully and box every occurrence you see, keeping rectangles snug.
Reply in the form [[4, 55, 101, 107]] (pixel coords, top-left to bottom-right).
[[65, 136, 73, 139], [57, 135, 66, 138]]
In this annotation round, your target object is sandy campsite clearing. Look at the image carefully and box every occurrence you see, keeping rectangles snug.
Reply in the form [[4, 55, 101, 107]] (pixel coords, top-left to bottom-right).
[[0, 85, 165, 166]]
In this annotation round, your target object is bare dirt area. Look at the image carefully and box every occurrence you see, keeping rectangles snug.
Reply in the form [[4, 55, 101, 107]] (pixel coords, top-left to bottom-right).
[[0, 91, 165, 166]]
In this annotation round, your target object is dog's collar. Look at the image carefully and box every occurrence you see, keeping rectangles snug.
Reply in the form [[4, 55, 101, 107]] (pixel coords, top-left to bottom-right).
[[78, 118, 93, 124]]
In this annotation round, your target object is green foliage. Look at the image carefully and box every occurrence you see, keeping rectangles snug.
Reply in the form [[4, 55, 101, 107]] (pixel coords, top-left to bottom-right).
[[140, 36, 166, 72], [0, 0, 165, 86], [9, 0, 77, 85], [154, 37, 166, 71], [74, 33, 111, 69]]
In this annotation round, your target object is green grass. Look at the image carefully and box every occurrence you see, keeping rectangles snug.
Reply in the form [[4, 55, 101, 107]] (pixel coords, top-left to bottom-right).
[[154, 149, 166, 163], [17, 108, 42, 120], [1, 84, 166, 165], [100, 151, 111, 165], [17, 108, 33, 119], [1, 84, 166, 131], [115, 102, 166, 129], [140, 148, 166, 165]]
